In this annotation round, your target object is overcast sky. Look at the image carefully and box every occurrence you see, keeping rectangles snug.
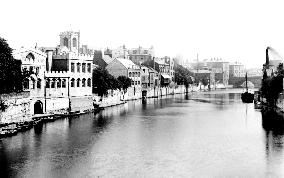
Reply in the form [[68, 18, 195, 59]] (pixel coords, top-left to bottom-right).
[[1, 0, 284, 68]]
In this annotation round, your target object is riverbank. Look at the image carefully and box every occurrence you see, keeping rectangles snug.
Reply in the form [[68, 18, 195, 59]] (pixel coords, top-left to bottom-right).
[[0, 85, 222, 138], [0, 107, 103, 138]]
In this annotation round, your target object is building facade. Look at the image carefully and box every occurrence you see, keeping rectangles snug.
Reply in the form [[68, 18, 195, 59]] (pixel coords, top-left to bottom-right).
[[229, 62, 245, 78], [204, 58, 229, 86], [128, 46, 154, 65], [106, 58, 141, 87]]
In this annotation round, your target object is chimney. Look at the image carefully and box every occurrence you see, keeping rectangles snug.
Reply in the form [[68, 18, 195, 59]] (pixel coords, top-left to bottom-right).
[[266, 47, 270, 66]]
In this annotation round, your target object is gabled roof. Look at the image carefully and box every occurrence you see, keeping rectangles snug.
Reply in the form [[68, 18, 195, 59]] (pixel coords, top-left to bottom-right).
[[116, 58, 139, 69], [103, 55, 113, 64]]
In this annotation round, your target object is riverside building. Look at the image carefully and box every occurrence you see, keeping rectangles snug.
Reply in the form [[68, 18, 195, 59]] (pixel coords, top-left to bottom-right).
[[13, 30, 93, 115]]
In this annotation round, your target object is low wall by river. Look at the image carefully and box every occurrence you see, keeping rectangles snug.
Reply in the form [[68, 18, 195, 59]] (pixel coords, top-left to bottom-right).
[[0, 92, 31, 124], [96, 85, 190, 108]]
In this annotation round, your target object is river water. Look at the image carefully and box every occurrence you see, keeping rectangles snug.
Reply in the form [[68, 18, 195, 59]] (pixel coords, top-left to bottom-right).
[[1, 90, 284, 177]]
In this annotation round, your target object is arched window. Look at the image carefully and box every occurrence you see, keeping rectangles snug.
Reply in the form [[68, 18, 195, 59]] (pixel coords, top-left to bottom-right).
[[23, 78, 29, 89], [87, 78, 91, 87], [71, 78, 75, 87], [37, 78, 41, 89], [77, 63, 80, 72], [62, 79, 66, 88], [57, 78, 61, 88], [77, 78, 80, 87], [31, 79, 36, 89], [51, 78, 55, 88], [26, 53, 35, 62], [46, 79, 50, 88], [82, 78, 86, 87], [63, 37, 68, 47], [72, 38, 77, 47]]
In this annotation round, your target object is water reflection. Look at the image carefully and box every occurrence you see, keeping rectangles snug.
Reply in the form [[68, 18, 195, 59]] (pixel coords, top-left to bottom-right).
[[2, 91, 284, 177], [262, 109, 284, 177]]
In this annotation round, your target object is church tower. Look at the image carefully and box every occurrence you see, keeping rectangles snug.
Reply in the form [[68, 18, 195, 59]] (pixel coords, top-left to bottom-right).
[[59, 31, 80, 53]]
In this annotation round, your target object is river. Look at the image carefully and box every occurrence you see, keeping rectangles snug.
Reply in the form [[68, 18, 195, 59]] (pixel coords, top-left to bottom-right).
[[1, 89, 284, 177]]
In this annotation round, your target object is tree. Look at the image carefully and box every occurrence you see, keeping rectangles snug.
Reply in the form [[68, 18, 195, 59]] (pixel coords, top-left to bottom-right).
[[117, 76, 132, 92], [0, 37, 24, 94], [92, 67, 122, 96], [174, 64, 194, 88]]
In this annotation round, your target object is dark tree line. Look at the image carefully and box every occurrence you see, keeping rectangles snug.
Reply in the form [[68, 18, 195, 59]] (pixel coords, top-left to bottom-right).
[[92, 67, 132, 96], [174, 64, 194, 88], [0, 37, 28, 94]]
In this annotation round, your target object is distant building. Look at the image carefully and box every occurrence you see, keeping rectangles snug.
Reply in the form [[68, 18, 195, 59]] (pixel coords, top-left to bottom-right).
[[112, 45, 128, 59], [106, 58, 141, 87], [155, 57, 171, 86], [204, 58, 229, 86], [229, 62, 245, 78], [190, 69, 215, 87], [162, 56, 175, 81], [128, 46, 154, 65], [104, 48, 112, 58]]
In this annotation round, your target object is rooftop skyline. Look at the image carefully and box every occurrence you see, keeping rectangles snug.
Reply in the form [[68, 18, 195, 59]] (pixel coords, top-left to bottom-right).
[[1, 0, 284, 69]]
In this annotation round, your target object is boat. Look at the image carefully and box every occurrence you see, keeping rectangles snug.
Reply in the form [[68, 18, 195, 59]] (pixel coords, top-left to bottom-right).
[[241, 73, 254, 103]]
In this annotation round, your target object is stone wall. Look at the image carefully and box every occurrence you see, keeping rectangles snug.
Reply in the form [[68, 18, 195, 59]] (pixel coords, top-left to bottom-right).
[[0, 92, 31, 124]]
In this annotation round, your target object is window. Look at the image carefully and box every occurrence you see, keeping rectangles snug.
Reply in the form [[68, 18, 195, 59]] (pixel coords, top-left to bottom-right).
[[87, 63, 91, 73], [23, 78, 29, 89], [71, 78, 75, 87], [71, 63, 75, 72], [36, 67, 40, 75], [77, 63, 80, 72], [62, 79, 66, 88], [87, 78, 91, 87], [31, 79, 36, 89], [135, 81, 137, 85], [72, 38, 77, 47], [129, 72, 132, 77], [82, 78, 86, 87], [29, 66, 33, 73], [37, 79, 41, 89], [63, 37, 68, 47], [138, 72, 140, 77], [77, 78, 80, 87], [131, 81, 134, 85], [138, 81, 140, 85], [82, 63, 86, 73], [46, 79, 50, 88], [51, 78, 55, 88], [57, 79, 61, 88]]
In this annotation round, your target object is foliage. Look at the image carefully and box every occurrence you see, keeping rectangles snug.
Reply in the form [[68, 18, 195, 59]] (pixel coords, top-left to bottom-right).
[[117, 76, 132, 92], [174, 64, 194, 87], [92, 67, 132, 96], [0, 37, 25, 94], [260, 63, 284, 106]]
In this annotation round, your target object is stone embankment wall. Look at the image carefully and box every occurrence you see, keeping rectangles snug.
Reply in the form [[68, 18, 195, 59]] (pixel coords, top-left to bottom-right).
[[0, 92, 31, 124], [97, 85, 189, 108], [0, 85, 193, 125]]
